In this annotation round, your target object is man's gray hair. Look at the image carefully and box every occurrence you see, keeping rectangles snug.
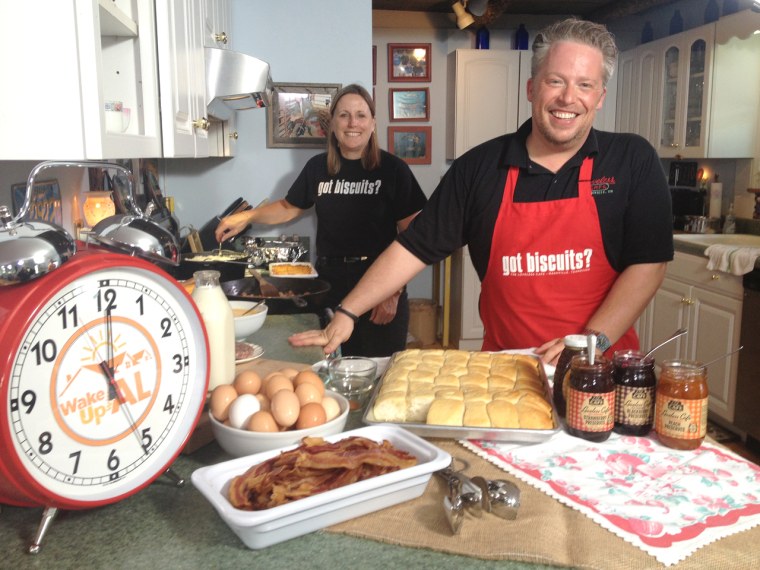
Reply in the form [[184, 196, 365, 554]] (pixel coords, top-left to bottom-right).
[[532, 18, 618, 86]]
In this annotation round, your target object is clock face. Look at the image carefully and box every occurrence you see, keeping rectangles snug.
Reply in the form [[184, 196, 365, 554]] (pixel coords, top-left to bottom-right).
[[3, 260, 208, 507]]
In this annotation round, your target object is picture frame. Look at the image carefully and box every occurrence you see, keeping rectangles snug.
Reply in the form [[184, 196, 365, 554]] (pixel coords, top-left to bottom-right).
[[373, 45, 377, 85], [388, 43, 431, 82], [388, 126, 432, 165], [11, 179, 62, 225], [267, 82, 342, 148], [389, 88, 430, 122]]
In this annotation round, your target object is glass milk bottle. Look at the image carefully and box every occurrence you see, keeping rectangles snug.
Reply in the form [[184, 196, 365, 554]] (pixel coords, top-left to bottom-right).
[[191, 270, 235, 391]]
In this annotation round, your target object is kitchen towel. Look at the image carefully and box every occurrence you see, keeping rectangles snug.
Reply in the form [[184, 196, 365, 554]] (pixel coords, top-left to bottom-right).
[[705, 245, 760, 275], [463, 432, 760, 567]]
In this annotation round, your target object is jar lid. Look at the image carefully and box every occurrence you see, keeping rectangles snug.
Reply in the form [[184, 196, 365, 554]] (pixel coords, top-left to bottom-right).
[[563, 334, 588, 348]]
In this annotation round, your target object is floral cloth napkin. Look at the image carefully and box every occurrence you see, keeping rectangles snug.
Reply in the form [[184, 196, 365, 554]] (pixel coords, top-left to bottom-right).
[[462, 431, 760, 566]]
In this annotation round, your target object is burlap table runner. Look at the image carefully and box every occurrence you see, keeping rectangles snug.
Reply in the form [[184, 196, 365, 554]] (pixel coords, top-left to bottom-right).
[[325, 439, 760, 569]]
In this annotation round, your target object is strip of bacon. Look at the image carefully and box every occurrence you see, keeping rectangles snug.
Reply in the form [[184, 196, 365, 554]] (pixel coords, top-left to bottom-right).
[[228, 436, 417, 511]]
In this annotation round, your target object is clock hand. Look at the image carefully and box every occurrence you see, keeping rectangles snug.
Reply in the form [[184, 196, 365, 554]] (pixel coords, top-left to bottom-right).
[[104, 309, 117, 400]]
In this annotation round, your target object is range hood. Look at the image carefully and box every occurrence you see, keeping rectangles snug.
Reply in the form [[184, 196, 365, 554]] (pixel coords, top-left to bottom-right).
[[205, 47, 273, 121]]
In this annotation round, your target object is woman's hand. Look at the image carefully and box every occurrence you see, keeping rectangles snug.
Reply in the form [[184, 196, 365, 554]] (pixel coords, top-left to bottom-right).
[[534, 337, 565, 366], [214, 211, 252, 243], [288, 312, 355, 355], [369, 290, 401, 325]]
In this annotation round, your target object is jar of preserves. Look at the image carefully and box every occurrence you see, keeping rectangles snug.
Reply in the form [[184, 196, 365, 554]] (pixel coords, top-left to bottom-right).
[[655, 360, 709, 450], [612, 350, 656, 436], [552, 334, 587, 418], [566, 354, 614, 442]]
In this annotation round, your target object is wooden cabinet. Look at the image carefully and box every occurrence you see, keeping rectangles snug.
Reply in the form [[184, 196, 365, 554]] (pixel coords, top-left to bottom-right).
[[638, 252, 743, 422], [449, 248, 484, 350], [446, 49, 524, 160], [616, 9, 760, 160], [0, 0, 162, 160]]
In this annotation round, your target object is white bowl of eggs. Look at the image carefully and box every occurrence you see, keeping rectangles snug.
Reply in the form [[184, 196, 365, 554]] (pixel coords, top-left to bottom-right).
[[208, 367, 349, 456], [230, 300, 268, 340]]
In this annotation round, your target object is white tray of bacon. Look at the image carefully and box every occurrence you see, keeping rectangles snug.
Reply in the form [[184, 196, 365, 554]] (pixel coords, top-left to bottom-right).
[[191, 425, 450, 549]]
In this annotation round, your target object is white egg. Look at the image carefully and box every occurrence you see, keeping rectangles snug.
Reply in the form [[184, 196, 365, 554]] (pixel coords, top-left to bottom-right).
[[227, 394, 261, 429]]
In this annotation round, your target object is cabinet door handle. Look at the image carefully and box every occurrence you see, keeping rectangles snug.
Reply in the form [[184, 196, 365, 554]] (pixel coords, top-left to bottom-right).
[[214, 32, 228, 44], [193, 117, 210, 131], [229, 131, 239, 140], [711, 274, 720, 280], [681, 297, 694, 305]]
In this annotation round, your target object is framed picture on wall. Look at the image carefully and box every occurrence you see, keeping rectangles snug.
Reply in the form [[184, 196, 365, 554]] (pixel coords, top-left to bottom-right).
[[11, 179, 62, 225], [388, 43, 431, 82], [388, 126, 432, 165], [389, 88, 429, 121], [267, 82, 342, 148]]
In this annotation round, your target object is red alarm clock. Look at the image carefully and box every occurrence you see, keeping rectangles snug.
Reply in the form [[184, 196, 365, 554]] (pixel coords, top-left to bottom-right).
[[0, 248, 209, 510]]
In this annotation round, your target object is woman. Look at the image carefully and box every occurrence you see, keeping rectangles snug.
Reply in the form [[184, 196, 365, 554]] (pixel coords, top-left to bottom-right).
[[215, 84, 427, 357]]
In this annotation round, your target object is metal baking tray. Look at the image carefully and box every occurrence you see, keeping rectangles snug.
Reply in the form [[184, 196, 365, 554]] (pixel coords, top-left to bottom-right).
[[362, 352, 560, 443]]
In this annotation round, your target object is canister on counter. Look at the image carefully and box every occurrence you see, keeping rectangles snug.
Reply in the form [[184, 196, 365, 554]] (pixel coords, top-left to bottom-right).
[[565, 354, 615, 442], [552, 334, 587, 418], [655, 360, 709, 450], [612, 350, 656, 436]]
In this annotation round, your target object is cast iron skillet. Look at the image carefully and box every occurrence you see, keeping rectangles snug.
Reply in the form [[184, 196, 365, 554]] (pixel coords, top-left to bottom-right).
[[221, 276, 331, 315]]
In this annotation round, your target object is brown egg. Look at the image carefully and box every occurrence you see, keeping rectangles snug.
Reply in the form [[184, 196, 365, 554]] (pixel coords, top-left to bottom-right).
[[234, 370, 262, 395], [321, 396, 341, 422], [255, 393, 270, 412], [294, 370, 325, 397], [279, 367, 300, 380], [295, 382, 322, 406], [209, 384, 238, 421], [296, 402, 327, 430], [270, 390, 301, 428], [265, 374, 294, 400], [247, 410, 279, 432]]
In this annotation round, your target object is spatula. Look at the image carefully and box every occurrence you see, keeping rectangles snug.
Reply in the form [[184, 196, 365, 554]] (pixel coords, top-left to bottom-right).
[[249, 268, 279, 297]]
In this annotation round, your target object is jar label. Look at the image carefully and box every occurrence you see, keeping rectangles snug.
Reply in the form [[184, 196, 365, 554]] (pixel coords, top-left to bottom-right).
[[567, 388, 614, 432], [655, 394, 708, 440], [615, 385, 655, 426]]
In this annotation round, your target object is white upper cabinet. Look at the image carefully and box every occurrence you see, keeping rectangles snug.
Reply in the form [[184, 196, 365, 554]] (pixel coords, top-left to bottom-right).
[[0, 0, 162, 159]]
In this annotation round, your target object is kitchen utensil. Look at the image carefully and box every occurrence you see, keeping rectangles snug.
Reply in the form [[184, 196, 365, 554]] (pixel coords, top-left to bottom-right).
[[702, 345, 743, 368], [249, 268, 280, 297], [222, 276, 331, 315], [240, 299, 266, 316], [587, 334, 596, 364], [435, 465, 483, 534], [470, 476, 521, 520], [643, 328, 688, 359]]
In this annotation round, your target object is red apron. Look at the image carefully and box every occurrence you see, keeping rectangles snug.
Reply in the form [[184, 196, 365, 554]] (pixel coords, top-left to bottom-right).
[[480, 157, 638, 354]]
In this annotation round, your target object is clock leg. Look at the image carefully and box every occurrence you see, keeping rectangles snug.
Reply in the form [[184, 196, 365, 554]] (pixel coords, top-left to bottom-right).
[[163, 466, 186, 488], [28, 506, 58, 555]]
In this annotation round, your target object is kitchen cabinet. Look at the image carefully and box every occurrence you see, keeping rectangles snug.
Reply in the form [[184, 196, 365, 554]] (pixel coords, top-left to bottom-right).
[[655, 24, 715, 158], [616, 9, 760, 160], [0, 0, 162, 160], [446, 49, 524, 160], [449, 248, 484, 350], [638, 252, 743, 423]]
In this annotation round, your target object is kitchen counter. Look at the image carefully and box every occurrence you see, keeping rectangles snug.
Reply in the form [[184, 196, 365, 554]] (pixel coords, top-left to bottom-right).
[[673, 232, 760, 271], [0, 314, 542, 570]]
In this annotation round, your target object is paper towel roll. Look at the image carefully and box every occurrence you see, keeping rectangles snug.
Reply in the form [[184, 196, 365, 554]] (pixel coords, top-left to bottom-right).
[[709, 182, 723, 218]]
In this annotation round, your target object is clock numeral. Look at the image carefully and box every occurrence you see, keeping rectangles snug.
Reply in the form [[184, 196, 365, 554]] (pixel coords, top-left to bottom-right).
[[70, 450, 81, 474], [38, 432, 53, 455], [20, 390, 36, 413], [160, 317, 172, 338], [107, 449, 120, 472], [141, 428, 153, 454], [97, 288, 117, 313], [172, 353, 185, 373], [136, 294, 144, 316], [57, 304, 79, 329], [163, 395, 175, 414], [31, 340, 57, 365]]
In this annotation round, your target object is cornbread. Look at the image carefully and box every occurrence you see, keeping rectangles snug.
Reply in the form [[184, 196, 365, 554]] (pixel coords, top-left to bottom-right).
[[371, 349, 554, 430]]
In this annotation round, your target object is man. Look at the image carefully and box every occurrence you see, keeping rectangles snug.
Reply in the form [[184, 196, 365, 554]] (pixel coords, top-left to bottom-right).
[[290, 18, 673, 364]]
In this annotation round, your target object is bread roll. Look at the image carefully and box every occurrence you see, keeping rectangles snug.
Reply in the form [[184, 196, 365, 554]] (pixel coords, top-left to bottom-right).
[[463, 402, 491, 427], [433, 387, 464, 400], [372, 391, 407, 422], [433, 374, 460, 387], [407, 391, 436, 423], [517, 404, 554, 430], [426, 399, 465, 426], [487, 400, 519, 428]]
